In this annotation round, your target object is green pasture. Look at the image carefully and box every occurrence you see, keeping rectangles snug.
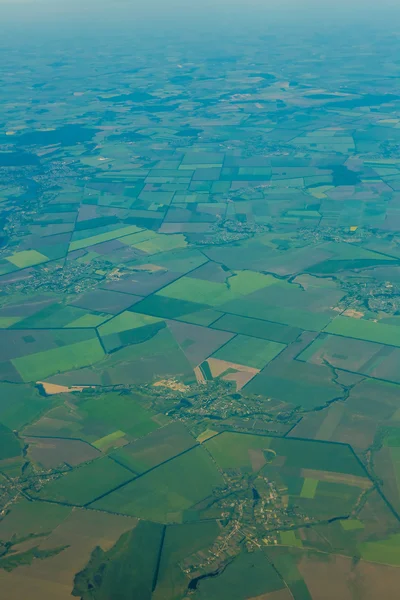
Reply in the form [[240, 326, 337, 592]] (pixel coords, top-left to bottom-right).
[[6, 250, 49, 268], [154, 521, 219, 600], [211, 334, 285, 369], [36, 456, 132, 506], [212, 313, 301, 343], [69, 225, 141, 251], [205, 432, 272, 470], [11, 337, 105, 382], [92, 446, 223, 522], [98, 311, 161, 337], [325, 316, 400, 347], [73, 521, 163, 600], [270, 438, 366, 477], [111, 422, 196, 473], [157, 270, 275, 306], [194, 551, 284, 599]]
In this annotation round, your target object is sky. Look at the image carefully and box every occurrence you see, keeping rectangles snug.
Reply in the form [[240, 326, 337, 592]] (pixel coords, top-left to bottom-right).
[[0, 0, 399, 37]]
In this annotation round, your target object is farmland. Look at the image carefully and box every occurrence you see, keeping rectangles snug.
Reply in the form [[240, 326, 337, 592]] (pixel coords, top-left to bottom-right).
[[1, 4, 400, 599]]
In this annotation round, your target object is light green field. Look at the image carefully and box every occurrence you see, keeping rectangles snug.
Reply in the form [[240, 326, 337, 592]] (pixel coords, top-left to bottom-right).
[[157, 270, 275, 306], [211, 335, 285, 369], [11, 337, 105, 382], [359, 533, 400, 565], [341, 519, 364, 531], [280, 530, 303, 547], [130, 232, 187, 254], [68, 313, 111, 328], [325, 316, 400, 347], [0, 316, 22, 328], [300, 478, 319, 499], [93, 430, 127, 451], [98, 311, 161, 337], [92, 446, 224, 522], [69, 225, 142, 251], [6, 250, 48, 268]]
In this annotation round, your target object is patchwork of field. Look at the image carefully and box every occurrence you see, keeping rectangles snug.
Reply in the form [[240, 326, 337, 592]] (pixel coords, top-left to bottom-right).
[[1, 11, 400, 600]]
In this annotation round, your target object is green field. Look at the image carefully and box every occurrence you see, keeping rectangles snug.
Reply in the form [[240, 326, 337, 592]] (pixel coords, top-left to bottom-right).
[[266, 548, 312, 600], [211, 334, 285, 369], [220, 297, 333, 331], [111, 422, 196, 473], [211, 313, 302, 343], [11, 337, 105, 382], [5, 249, 49, 268], [35, 457, 132, 505], [280, 530, 303, 547], [93, 430, 127, 451], [194, 551, 284, 599], [341, 519, 364, 531], [77, 391, 161, 441], [325, 316, 400, 347], [300, 477, 319, 499], [0, 499, 71, 540], [0, 384, 46, 432], [98, 311, 162, 337], [270, 438, 366, 477], [157, 271, 275, 306], [73, 521, 163, 600], [130, 231, 187, 254], [245, 362, 341, 410], [359, 533, 400, 565], [205, 432, 272, 470], [69, 224, 142, 251], [0, 423, 21, 460], [92, 446, 224, 522], [154, 521, 220, 600]]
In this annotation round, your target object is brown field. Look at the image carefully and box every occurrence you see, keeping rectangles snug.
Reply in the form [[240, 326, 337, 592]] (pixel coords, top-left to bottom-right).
[[298, 553, 400, 600], [290, 403, 376, 452], [249, 448, 267, 471], [0, 508, 137, 600], [207, 357, 259, 390], [37, 381, 93, 395], [25, 437, 101, 468], [342, 308, 364, 319], [300, 468, 371, 489], [194, 365, 206, 384]]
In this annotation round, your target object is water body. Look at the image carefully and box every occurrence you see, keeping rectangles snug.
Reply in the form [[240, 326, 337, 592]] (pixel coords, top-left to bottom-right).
[[188, 564, 227, 591]]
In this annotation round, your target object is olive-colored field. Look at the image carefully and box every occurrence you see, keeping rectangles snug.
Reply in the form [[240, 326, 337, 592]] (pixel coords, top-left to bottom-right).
[[92, 446, 224, 522], [34, 457, 133, 506], [110, 421, 196, 473]]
